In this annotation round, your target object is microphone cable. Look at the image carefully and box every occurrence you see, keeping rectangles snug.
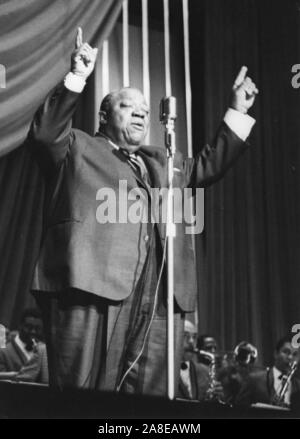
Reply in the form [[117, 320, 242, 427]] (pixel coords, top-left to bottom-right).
[[116, 232, 168, 392]]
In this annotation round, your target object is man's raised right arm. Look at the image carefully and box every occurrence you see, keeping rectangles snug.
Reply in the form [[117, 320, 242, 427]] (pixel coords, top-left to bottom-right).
[[29, 27, 98, 170]]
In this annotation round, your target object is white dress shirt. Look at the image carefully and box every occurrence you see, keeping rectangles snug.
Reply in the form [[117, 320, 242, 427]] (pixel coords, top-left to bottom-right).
[[180, 360, 193, 398], [273, 366, 291, 406]]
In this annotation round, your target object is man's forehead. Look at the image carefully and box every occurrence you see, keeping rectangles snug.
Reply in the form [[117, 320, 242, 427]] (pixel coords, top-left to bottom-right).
[[281, 342, 299, 354], [116, 88, 147, 104], [184, 320, 197, 334], [280, 342, 292, 350], [204, 337, 216, 345]]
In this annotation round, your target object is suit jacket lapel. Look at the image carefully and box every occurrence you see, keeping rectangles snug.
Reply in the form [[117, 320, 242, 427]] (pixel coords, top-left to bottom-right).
[[138, 147, 168, 236], [95, 135, 167, 189], [94, 134, 145, 191], [138, 146, 167, 189], [12, 337, 29, 365], [267, 368, 275, 401], [178, 376, 191, 399], [189, 361, 198, 400], [291, 376, 300, 394]]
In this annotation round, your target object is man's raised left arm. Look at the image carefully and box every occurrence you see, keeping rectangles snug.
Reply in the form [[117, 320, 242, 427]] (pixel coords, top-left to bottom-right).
[[185, 66, 258, 187]]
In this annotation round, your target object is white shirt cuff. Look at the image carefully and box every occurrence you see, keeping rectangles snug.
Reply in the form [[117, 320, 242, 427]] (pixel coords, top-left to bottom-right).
[[223, 108, 256, 141], [64, 72, 86, 93]]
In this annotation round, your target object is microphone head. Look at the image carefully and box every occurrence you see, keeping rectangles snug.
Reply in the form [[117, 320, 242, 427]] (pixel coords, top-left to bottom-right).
[[159, 96, 177, 123]]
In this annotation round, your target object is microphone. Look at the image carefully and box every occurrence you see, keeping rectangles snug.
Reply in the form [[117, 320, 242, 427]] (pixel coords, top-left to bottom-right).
[[160, 97, 177, 156], [159, 96, 177, 124]]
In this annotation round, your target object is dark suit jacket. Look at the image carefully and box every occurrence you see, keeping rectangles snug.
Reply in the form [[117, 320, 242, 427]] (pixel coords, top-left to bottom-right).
[[29, 83, 249, 312], [177, 361, 210, 401], [236, 368, 300, 406], [0, 336, 48, 383], [0, 337, 28, 372]]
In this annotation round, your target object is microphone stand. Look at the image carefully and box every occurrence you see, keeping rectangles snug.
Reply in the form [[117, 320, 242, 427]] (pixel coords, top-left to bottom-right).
[[160, 97, 177, 400]]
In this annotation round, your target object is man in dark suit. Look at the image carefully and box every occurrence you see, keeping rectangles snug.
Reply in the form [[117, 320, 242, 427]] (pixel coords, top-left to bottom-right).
[[0, 309, 48, 383], [218, 341, 258, 405], [236, 335, 300, 407], [177, 320, 224, 402], [29, 28, 258, 395]]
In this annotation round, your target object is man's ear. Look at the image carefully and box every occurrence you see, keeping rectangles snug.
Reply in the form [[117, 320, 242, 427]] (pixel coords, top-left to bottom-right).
[[99, 110, 107, 125]]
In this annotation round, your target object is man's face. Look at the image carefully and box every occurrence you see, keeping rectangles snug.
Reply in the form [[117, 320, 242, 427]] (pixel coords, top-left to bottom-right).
[[19, 316, 43, 347], [183, 329, 197, 361], [202, 337, 217, 354], [103, 88, 150, 153], [274, 342, 298, 373]]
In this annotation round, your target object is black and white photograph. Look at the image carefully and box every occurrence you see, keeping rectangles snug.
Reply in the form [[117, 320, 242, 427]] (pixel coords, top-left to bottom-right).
[[0, 0, 299, 424]]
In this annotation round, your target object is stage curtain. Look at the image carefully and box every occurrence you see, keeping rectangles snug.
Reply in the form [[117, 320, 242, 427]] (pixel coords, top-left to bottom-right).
[[191, 0, 300, 365], [0, 0, 122, 328]]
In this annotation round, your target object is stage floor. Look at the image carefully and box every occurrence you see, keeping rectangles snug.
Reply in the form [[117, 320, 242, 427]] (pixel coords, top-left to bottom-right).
[[0, 381, 299, 419]]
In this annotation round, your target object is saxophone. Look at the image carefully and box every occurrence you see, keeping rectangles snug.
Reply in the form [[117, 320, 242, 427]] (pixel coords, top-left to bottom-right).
[[272, 361, 298, 407], [198, 350, 224, 404]]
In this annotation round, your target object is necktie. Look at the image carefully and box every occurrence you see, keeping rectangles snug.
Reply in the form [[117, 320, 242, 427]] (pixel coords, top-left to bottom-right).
[[103, 135, 150, 186], [122, 150, 151, 188]]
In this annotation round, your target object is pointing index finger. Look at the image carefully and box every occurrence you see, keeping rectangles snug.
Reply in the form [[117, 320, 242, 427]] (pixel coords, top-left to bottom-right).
[[75, 27, 83, 49], [234, 66, 248, 88]]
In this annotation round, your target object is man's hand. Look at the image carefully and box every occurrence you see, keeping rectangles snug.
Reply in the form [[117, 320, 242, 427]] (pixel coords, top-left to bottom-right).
[[71, 27, 98, 80], [231, 66, 258, 114]]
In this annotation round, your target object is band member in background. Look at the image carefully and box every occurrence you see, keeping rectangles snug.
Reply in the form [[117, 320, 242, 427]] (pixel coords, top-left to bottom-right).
[[218, 341, 258, 405], [236, 335, 300, 407], [0, 308, 48, 383], [178, 320, 224, 401], [197, 334, 218, 355]]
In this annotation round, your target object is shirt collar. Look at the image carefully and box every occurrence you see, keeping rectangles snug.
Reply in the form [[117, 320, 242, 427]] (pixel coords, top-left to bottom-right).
[[98, 132, 119, 150], [273, 366, 286, 380], [97, 132, 138, 158]]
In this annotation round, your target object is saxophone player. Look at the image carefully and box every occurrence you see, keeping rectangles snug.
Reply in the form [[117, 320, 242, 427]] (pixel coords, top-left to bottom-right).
[[177, 320, 224, 402], [236, 335, 300, 407], [0, 308, 48, 384]]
